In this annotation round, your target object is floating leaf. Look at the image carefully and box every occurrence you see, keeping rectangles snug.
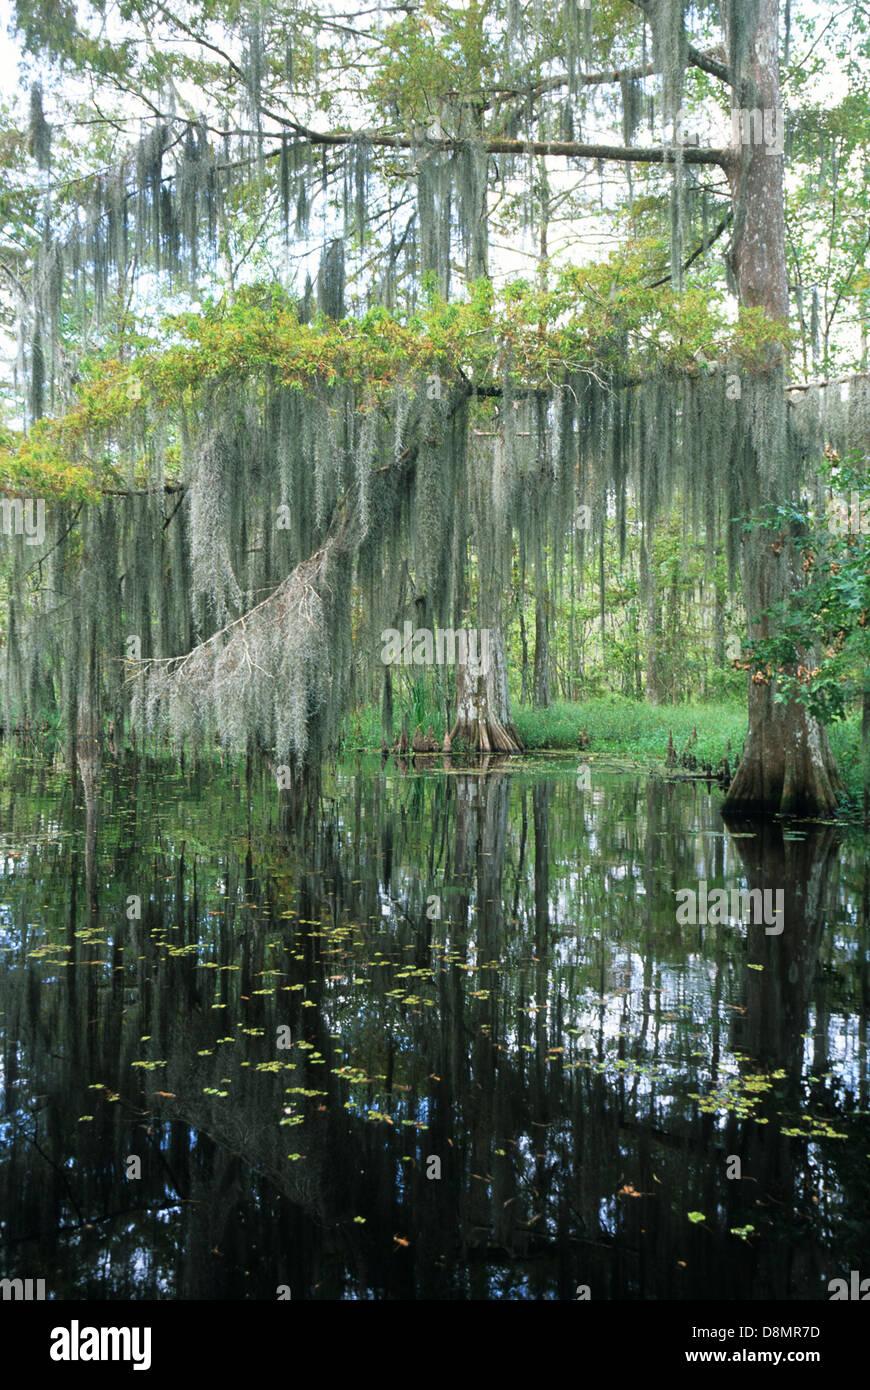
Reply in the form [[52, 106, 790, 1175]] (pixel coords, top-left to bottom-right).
[[730, 1225, 755, 1241]]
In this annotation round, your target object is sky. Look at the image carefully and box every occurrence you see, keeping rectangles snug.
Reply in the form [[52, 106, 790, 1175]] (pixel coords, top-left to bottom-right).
[[0, 2, 19, 105]]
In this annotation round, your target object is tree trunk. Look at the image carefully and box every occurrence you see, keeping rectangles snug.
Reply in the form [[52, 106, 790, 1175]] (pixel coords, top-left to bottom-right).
[[533, 594, 551, 707], [721, 0, 840, 817], [381, 662, 394, 747], [449, 626, 523, 752], [519, 609, 530, 704], [642, 539, 660, 704], [712, 567, 725, 671], [725, 524, 841, 816], [856, 661, 861, 822]]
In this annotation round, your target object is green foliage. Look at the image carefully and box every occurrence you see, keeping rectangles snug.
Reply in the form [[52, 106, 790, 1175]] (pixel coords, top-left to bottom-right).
[[742, 452, 870, 726], [512, 696, 746, 764]]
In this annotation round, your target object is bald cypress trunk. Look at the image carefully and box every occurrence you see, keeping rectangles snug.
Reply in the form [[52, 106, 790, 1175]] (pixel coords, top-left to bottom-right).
[[450, 624, 523, 753], [721, 0, 840, 817]]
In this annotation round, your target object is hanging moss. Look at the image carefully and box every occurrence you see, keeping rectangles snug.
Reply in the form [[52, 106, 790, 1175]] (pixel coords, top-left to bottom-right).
[[241, 2, 266, 133], [650, 0, 686, 128], [28, 82, 51, 169], [5, 0, 861, 773], [456, 140, 489, 280], [352, 137, 370, 245], [279, 133, 291, 237], [317, 239, 345, 319], [189, 422, 243, 625], [417, 150, 451, 295], [5, 348, 858, 767], [22, 301, 42, 413], [620, 72, 642, 147]]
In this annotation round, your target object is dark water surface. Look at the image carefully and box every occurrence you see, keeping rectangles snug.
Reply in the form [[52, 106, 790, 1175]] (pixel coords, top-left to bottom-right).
[[1, 752, 867, 1300]]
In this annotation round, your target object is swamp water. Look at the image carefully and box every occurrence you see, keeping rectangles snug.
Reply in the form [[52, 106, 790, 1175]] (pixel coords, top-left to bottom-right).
[[0, 753, 867, 1300]]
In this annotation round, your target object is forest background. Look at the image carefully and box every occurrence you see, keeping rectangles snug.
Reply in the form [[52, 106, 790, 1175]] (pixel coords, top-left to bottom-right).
[[0, 0, 867, 810]]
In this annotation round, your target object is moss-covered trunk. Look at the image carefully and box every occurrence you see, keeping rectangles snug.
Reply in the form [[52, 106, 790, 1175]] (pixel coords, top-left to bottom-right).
[[722, 0, 840, 817]]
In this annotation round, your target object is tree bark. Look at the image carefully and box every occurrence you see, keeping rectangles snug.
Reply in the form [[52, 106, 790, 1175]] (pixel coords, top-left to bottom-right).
[[519, 609, 530, 705], [449, 625, 523, 752], [380, 662, 393, 747], [856, 667, 861, 828], [533, 594, 551, 707], [721, 0, 840, 817]]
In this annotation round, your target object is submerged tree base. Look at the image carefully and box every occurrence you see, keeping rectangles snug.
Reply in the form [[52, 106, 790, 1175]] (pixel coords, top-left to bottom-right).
[[722, 684, 841, 818], [449, 713, 524, 754], [449, 628, 523, 754]]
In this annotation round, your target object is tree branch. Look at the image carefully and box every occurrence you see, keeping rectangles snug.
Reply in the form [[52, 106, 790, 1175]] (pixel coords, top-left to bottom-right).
[[785, 371, 870, 392], [648, 210, 733, 287], [261, 129, 731, 168]]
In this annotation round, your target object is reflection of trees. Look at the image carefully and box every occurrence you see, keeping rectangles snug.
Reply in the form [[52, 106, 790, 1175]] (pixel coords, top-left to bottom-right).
[[726, 820, 839, 1072], [0, 760, 866, 1298], [722, 819, 853, 1297]]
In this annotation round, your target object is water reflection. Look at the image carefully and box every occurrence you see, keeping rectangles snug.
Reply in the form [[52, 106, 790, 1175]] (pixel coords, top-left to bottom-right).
[[0, 754, 867, 1300]]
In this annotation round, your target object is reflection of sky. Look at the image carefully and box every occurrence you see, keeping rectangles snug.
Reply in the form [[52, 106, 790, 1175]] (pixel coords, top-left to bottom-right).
[[332, 765, 867, 1127]]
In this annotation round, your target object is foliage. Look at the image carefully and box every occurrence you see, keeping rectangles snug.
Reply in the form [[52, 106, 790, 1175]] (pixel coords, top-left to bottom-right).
[[741, 452, 870, 726]]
